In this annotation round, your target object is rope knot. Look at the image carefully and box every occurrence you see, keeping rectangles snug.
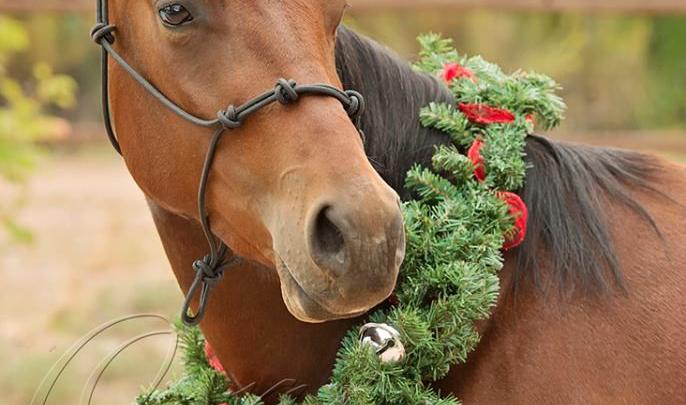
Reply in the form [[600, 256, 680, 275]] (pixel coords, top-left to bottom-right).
[[344, 90, 365, 120], [217, 106, 241, 129], [192, 256, 224, 284], [90, 23, 116, 45], [182, 255, 226, 326], [275, 79, 299, 105]]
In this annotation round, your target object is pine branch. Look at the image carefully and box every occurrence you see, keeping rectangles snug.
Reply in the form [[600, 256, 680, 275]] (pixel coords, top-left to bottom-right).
[[419, 103, 473, 146]]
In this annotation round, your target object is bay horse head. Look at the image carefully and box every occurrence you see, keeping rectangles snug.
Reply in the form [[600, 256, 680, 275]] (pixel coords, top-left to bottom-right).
[[102, 0, 405, 323]]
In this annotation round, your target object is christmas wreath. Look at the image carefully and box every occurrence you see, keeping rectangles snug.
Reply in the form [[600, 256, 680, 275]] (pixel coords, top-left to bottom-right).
[[137, 34, 566, 405]]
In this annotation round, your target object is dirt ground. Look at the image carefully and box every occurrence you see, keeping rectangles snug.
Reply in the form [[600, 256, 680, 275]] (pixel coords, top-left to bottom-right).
[[1, 132, 684, 404], [0, 145, 181, 404]]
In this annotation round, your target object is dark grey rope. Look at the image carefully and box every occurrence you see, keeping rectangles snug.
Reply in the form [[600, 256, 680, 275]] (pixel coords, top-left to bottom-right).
[[91, 0, 365, 326]]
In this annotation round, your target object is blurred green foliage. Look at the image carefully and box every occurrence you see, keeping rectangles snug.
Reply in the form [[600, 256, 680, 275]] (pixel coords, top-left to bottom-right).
[[0, 15, 76, 180], [644, 17, 686, 127], [0, 15, 76, 241], [4, 11, 683, 134], [346, 10, 686, 132]]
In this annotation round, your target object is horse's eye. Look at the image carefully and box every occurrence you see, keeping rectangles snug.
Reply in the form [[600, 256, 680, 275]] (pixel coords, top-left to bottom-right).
[[159, 4, 193, 26]]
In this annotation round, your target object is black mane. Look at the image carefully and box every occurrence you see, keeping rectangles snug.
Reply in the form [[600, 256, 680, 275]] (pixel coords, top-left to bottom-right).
[[335, 26, 659, 294], [336, 27, 452, 194]]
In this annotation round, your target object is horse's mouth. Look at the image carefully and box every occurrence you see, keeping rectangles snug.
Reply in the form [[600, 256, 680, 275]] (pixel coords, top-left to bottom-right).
[[276, 257, 367, 323]]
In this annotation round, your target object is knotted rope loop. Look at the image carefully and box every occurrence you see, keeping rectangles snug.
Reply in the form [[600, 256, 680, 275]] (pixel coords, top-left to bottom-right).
[[90, 23, 116, 45], [275, 79, 299, 105], [217, 105, 241, 129], [192, 255, 225, 282], [344, 90, 365, 120], [181, 255, 226, 326]]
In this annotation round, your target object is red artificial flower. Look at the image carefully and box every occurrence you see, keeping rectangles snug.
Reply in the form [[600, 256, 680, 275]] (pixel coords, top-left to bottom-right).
[[497, 191, 528, 250], [442, 62, 475, 84], [205, 341, 226, 375], [468, 138, 487, 182], [459, 103, 516, 125]]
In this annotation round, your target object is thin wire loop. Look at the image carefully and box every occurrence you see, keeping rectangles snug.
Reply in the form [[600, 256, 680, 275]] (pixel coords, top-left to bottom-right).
[[31, 314, 170, 405], [260, 378, 297, 400], [80, 330, 175, 405]]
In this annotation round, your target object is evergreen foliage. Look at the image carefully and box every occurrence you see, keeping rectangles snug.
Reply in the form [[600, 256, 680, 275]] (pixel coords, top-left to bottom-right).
[[138, 34, 565, 405]]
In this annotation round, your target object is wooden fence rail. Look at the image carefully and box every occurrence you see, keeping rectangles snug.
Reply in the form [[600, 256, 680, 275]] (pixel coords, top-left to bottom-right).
[[1, 0, 686, 14]]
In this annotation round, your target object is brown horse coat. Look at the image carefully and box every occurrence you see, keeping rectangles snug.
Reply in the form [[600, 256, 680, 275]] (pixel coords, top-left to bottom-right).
[[103, 1, 686, 401]]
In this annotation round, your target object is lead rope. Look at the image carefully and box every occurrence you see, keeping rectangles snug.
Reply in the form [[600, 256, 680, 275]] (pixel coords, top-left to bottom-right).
[[91, 0, 365, 326]]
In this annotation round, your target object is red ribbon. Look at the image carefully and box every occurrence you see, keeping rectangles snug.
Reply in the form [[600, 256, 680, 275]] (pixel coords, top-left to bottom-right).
[[205, 341, 226, 375], [468, 138, 487, 182], [497, 191, 528, 250], [459, 103, 516, 125], [442, 62, 475, 83]]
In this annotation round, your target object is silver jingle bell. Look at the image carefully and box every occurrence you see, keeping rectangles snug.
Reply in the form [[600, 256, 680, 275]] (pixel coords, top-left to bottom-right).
[[359, 323, 405, 363]]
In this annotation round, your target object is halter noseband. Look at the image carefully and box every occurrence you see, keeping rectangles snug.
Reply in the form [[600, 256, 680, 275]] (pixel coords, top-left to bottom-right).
[[91, 0, 366, 326]]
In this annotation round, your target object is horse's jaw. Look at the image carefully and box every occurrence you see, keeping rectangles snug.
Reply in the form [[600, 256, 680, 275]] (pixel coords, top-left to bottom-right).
[[276, 257, 372, 323]]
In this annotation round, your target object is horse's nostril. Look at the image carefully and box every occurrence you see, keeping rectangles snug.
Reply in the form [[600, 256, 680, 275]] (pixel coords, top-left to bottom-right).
[[312, 206, 347, 268]]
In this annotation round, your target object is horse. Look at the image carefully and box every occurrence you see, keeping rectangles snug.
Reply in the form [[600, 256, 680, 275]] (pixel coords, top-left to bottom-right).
[[102, 1, 686, 403]]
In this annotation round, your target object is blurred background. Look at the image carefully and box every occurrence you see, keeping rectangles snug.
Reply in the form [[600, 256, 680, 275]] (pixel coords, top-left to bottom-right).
[[1, 0, 685, 403]]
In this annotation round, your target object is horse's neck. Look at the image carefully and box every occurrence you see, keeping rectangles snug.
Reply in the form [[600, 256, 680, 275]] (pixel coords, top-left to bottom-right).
[[335, 26, 453, 198]]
